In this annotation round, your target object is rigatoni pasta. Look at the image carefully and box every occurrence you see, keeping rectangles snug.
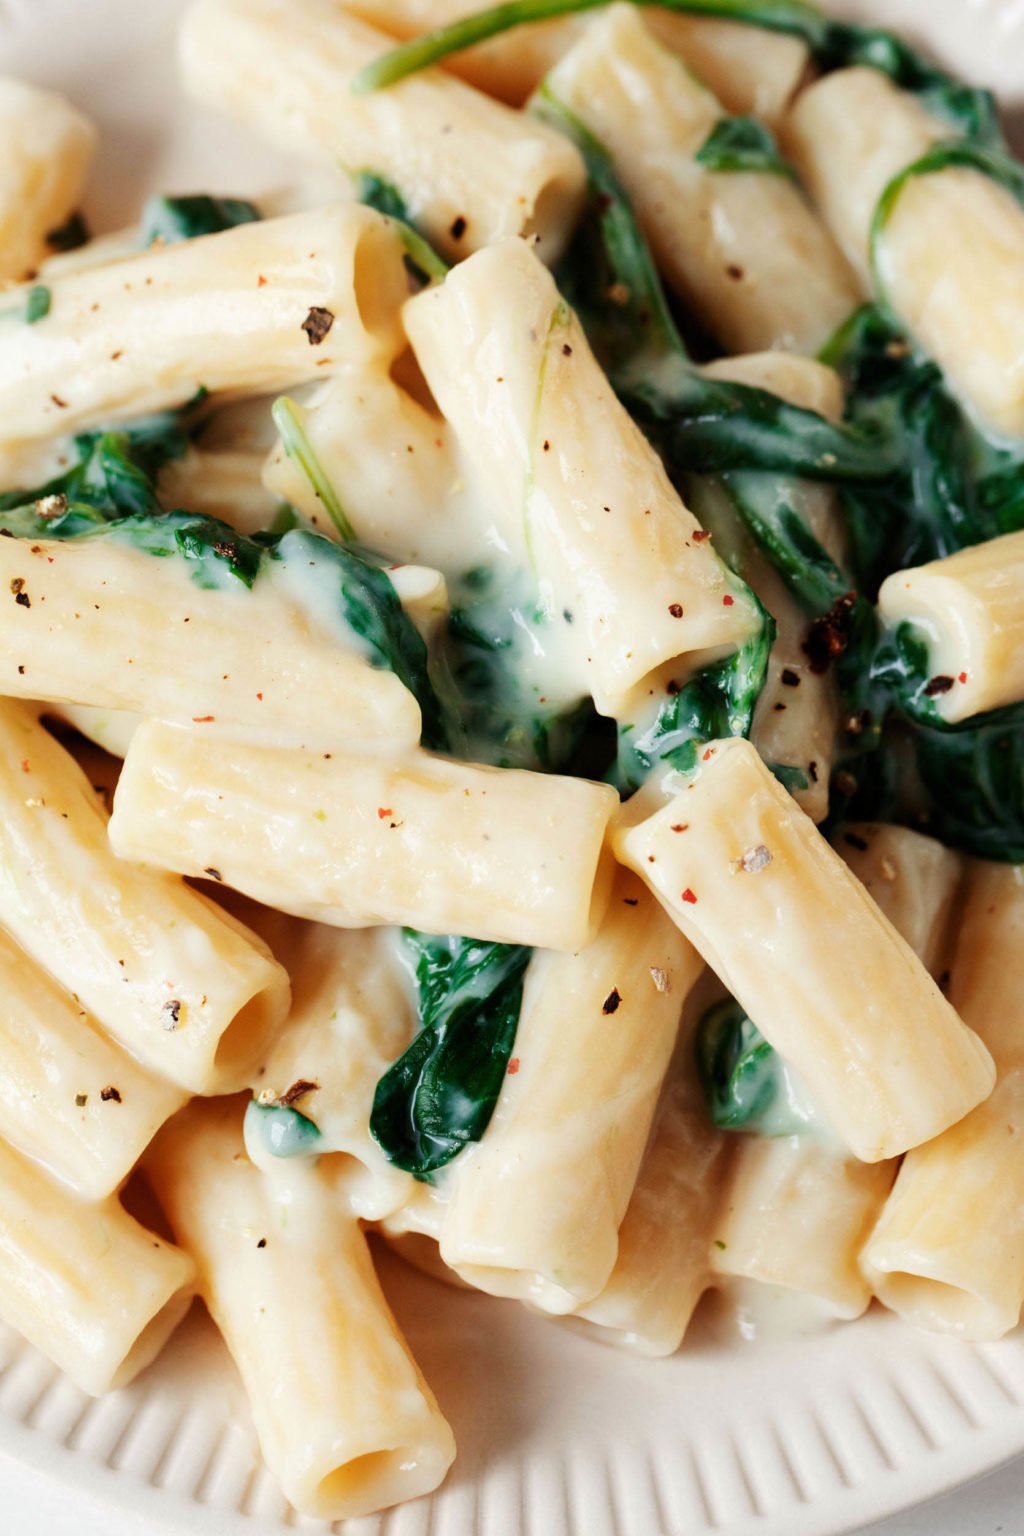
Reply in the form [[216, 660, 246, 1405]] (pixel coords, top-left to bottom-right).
[[180, 0, 586, 262], [540, 6, 861, 356], [110, 722, 617, 951], [0, 79, 96, 285], [148, 1097, 455, 1519]]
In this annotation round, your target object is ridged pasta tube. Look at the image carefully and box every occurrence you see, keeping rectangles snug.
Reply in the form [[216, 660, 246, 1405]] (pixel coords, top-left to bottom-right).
[[148, 1098, 455, 1519], [404, 236, 761, 717], [710, 820, 960, 1316], [0, 79, 96, 284], [572, 1055, 729, 1355], [878, 532, 1024, 723], [613, 737, 994, 1161], [0, 702, 290, 1093], [863, 863, 1024, 1338], [541, 6, 861, 356], [0, 527, 426, 753], [179, 0, 586, 263], [0, 1135, 195, 1396], [440, 869, 702, 1313], [0, 204, 411, 447], [785, 68, 1024, 437], [343, 0, 808, 123], [111, 722, 616, 951], [0, 926, 186, 1200], [247, 922, 416, 1220], [782, 68, 942, 282]]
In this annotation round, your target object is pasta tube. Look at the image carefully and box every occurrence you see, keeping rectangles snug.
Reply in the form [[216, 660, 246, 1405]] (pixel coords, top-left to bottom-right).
[[572, 1053, 729, 1355], [0, 204, 410, 446], [782, 67, 942, 282], [0, 526, 425, 754], [878, 532, 1024, 723], [148, 1098, 455, 1519], [179, 0, 586, 264], [696, 352, 846, 821], [404, 237, 761, 717], [440, 869, 702, 1312], [344, 1, 808, 123], [262, 366, 477, 568], [785, 68, 1024, 437], [0, 79, 96, 284], [0, 1135, 195, 1395], [834, 822, 962, 977], [0, 702, 290, 1093], [248, 923, 416, 1220], [710, 820, 958, 1316], [0, 926, 185, 1200], [158, 448, 280, 535], [712, 1140, 895, 1319], [863, 863, 1024, 1337], [111, 722, 616, 951], [613, 736, 994, 1161], [541, 7, 861, 356]]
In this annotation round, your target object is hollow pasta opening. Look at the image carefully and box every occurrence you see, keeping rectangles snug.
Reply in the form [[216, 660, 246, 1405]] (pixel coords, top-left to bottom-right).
[[107, 1285, 196, 1394], [876, 1272, 1006, 1342]]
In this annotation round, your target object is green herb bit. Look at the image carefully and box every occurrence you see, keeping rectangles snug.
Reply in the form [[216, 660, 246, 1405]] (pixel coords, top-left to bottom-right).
[[271, 396, 356, 543], [141, 194, 261, 247], [244, 1099, 323, 1159], [695, 998, 785, 1133], [24, 285, 51, 324], [695, 117, 796, 178]]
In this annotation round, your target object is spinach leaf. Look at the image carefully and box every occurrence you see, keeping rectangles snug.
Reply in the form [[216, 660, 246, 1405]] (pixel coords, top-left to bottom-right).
[[140, 194, 261, 246], [695, 116, 795, 178], [355, 171, 413, 223], [616, 594, 775, 792], [370, 933, 531, 1175], [695, 999, 786, 1133], [0, 416, 189, 523], [352, 0, 997, 148]]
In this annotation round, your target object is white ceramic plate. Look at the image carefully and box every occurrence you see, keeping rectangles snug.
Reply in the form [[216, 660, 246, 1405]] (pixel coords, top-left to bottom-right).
[[2, 3, 1024, 1534]]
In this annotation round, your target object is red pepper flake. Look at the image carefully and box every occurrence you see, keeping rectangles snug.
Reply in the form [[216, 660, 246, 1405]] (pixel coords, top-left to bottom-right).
[[562, 343, 573, 356], [722, 594, 735, 606], [100, 1085, 122, 1103], [257, 275, 267, 287], [19, 760, 29, 773], [301, 306, 335, 345], [671, 823, 689, 833], [924, 674, 955, 697], [192, 714, 216, 723], [668, 602, 684, 618], [377, 807, 393, 820], [692, 530, 710, 542], [507, 1057, 520, 1075], [958, 671, 968, 684], [256, 691, 263, 701], [702, 748, 713, 761], [602, 988, 622, 1015], [681, 888, 698, 904]]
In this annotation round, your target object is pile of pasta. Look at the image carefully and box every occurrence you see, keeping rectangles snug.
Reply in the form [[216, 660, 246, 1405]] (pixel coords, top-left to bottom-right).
[[1, 0, 1024, 1521]]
